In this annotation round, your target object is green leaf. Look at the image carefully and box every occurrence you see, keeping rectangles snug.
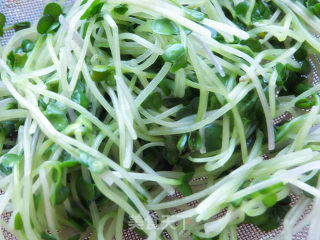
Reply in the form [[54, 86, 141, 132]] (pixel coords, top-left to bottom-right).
[[13, 22, 31, 31], [59, 160, 79, 168], [7, 51, 15, 68], [14, 52, 28, 69], [204, 123, 222, 151], [44, 3, 63, 20], [306, 0, 319, 7], [282, 72, 304, 94], [44, 101, 67, 117], [308, 1, 320, 17], [77, 177, 96, 202], [72, 88, 89, 108], [192, 234, 217, 240], [21, 39, 35, 52], [163, 136, 179, 165], [178, 182, 192, 196], [171, 54, 188, 72], [260, 182, 284, 194], [14, 212, 24, 230], [207, 27, 224, 42], [294, 81, 313, 95], [51, 184, 70, 206], [294, 46, 308, 61], [262, 193, 277, 207], [295, 98, 315, 109], [176, 97, 199, 120], [241, 38, 262, 52], [80, 0, 104, 20], [275, 63, 287, 90], [44, 101, 69, 131], [112, 4, 128, 15], [45, 77, 59, 93], [159, 78, 174, 96], [75, 115, 93, 133], [47, 22, 61, 33], [298, 60, 311, 75], [151, 18, 179, 35], [142, 92, 162, 111], [188, 132, 202, 152], [0, 13, 5, 37], [276, 63, 286, 79], [8, 51, 28, 69], [162, 43, 186, 63], [68, 202, 93, 228], [248, 197, 290, 231], [207, 93, 221, 110], [37, 15, 55, 34], [34, 194, 41, 211], [2, 153, 21, 168], [183, 8, 205, 22], [252, 1, 271, 21], [177, 134, 188, 152], [67, 216, 88, 232], [178, 172, 194, 196], [169, 0, 181, 7], [91, 65, 115, 84], [0, 154, 21, 175], [0, 13, 5, 26], [235, 1, 249, 17]]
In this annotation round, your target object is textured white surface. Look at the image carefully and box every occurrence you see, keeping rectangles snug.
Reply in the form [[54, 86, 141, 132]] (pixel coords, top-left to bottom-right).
[[0, 0, 44, 45]]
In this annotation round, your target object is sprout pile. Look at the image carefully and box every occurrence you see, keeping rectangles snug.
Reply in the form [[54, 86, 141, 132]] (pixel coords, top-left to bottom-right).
[[2, 0, 320, 239]]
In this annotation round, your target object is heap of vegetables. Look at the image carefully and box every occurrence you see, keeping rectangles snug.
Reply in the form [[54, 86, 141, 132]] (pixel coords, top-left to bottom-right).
[[1, 0, 320, 239]]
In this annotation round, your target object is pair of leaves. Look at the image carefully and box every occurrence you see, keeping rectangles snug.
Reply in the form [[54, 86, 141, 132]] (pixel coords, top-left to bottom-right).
[[177, 132, 202, 153], [295, 95, 316, 109], [0, 13, 30, 37], [91, 65, 115, 85], [7, 39, 35, 70], [276, 61, 312, 96], [37, 3, 62, 34]]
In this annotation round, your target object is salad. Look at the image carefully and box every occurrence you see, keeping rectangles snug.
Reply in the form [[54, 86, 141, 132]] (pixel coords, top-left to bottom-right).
[[1, 0, 320, 239]]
